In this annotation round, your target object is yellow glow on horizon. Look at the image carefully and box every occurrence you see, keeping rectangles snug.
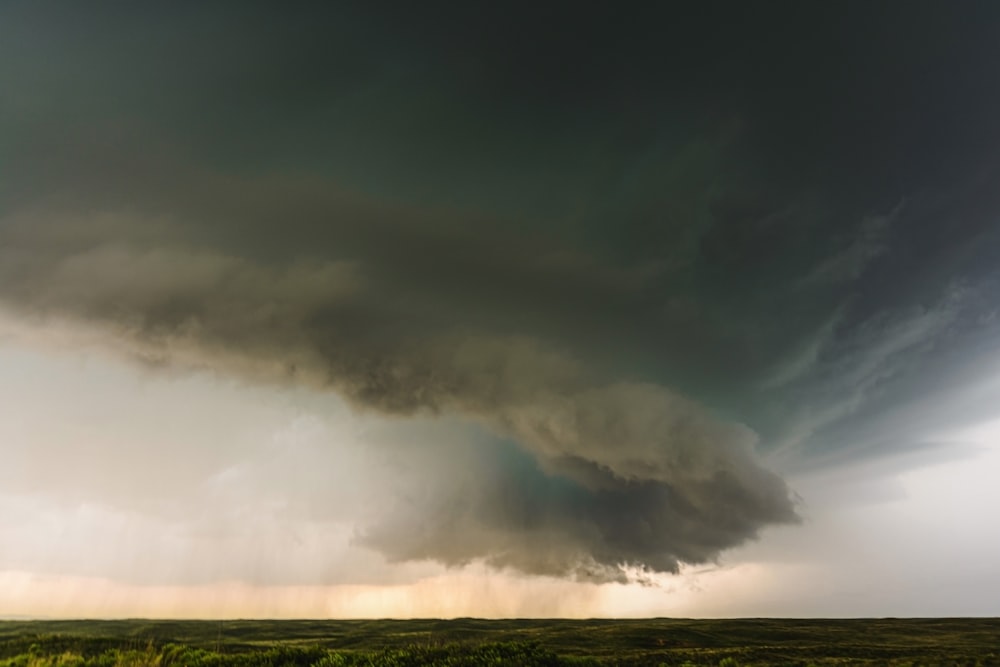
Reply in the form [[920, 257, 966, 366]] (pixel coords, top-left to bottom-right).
[[0, 570, 602, 619], [0, 563, 809, 619]]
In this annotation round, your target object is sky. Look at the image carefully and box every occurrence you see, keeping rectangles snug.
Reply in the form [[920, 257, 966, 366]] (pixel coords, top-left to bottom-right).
[[1, 1, 999, 618]]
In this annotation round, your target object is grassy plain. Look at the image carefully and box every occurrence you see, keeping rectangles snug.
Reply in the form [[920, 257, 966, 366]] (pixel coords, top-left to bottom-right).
[[1, 618, 997, 666]]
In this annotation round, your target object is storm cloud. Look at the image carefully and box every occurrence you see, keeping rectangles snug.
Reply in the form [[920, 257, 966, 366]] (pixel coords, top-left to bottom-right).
[[0, 191, 797, 580], [3, 1, 1000, 583]]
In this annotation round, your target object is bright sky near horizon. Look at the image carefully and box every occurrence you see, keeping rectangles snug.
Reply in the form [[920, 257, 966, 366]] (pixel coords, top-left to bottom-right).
[[2, 2, 1000, 618]]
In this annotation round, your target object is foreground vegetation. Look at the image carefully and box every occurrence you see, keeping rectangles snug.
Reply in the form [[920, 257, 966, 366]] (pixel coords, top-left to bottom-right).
[[1, 618, 997, 666]]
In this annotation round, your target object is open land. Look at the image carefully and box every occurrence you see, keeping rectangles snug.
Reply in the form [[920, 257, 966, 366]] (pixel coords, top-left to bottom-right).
[[1, 618, 998, 666]]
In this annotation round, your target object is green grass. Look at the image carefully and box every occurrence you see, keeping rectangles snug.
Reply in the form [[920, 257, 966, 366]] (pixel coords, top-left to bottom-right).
[[0, 618, 997, 666]]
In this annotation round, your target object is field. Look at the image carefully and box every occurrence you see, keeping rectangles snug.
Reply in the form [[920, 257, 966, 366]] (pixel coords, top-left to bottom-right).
[[1, 618, 997, 666]]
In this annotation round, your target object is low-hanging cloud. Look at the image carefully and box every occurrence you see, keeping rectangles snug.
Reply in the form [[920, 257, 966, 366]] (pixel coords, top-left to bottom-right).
[[362, 429, 795, 583]]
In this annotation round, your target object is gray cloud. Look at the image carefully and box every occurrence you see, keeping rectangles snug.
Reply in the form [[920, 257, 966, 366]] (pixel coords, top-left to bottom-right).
[[3, 1, 1000, 584], [361, 432, 794, 583], [0, 173, 799, 580]]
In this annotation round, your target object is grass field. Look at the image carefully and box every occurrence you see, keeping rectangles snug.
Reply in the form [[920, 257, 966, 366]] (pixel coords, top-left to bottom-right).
[[1, 618, 997, 666]]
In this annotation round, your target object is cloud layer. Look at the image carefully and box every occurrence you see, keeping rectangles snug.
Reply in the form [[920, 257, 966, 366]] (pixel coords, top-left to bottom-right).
[[0, 203, 797, 580], [3, 2, 1000, 583]]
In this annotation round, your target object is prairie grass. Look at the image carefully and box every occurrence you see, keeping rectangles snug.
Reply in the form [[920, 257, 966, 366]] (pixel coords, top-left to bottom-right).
[[1, 619, 997, 666]]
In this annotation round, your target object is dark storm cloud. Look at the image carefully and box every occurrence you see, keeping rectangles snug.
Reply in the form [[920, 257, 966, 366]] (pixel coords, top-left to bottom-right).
[[3, 1, 1000, 579], [363, 437, 794, 583]]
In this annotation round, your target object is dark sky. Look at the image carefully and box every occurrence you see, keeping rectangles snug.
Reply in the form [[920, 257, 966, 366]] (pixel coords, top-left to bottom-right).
[[3, 1, 1000, 585]]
